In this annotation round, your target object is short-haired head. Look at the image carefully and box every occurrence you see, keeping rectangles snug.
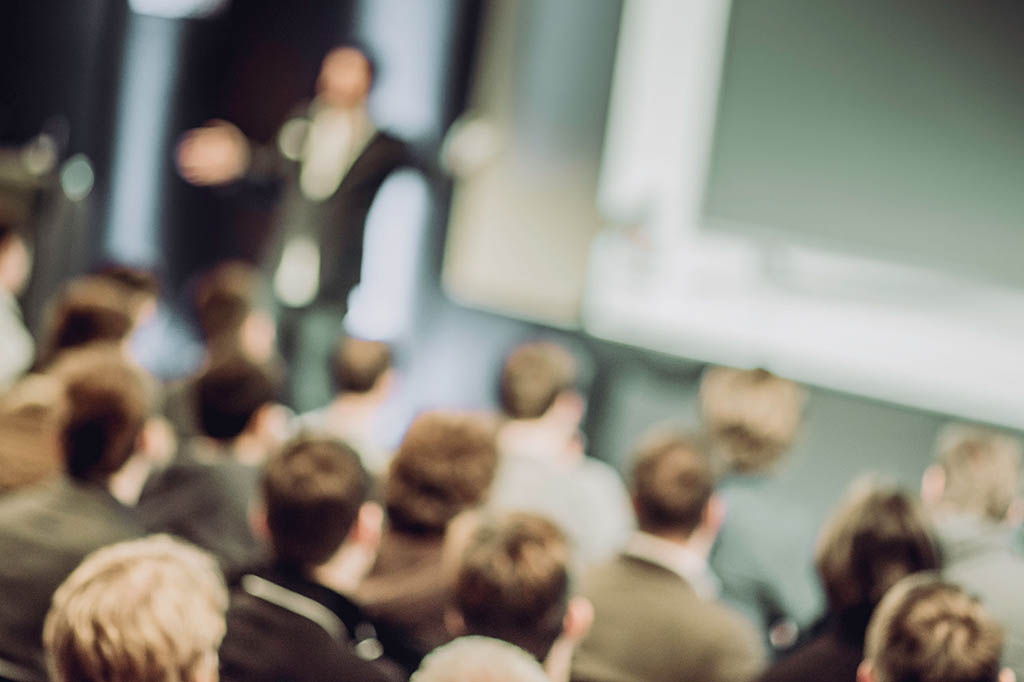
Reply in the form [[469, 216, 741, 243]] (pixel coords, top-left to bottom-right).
[[94, 264, 160, 324], [0, 373, 67, 492], [863, 576, 1004, 682], [385, 411, 499, 535], [48, 346, 151, 482], [411, 636, 549, 682], [455, 512, 571, 661], [816, 479, 939, 617], [193, 261, 262, 351], [630, 429, 713, 537], [41, 277, 135, 365], [499, 342, 577, 420], [263, 436, 369, 567], [44, 534, 228, 682], [331, 337, 391, 394], [318, 44, 376, 107], [932, 423, 1022, 522], [196, 355, 280, 442], [699, 366, 806, 474]]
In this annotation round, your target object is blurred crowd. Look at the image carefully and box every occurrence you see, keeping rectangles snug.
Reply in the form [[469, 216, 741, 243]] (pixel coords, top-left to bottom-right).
[[1, 216, 1023, 682]]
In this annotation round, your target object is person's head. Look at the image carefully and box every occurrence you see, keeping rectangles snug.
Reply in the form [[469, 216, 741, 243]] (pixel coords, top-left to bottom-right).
[[922, 423, 1023, 523], [47, 346, 151, 483], [0, 220, 31, 295], [859, 575, 1012, 682], [44, 534, 228, 682], [193, 261, 274, 363], [0, 373, 67, 493], [452, 512, 576, 662], [317, 45, 375, 108], [196, 355, 281, 444], [499, 342, 580, 422], [94, 264, 160, 330], [699, 366, 807, 474], [262, 436, 370, 568], [41, 277, 136, 365], [384, 411, 499, 536], [411, 636, 549, 682], [629, 428, 717, 540], [330, 337, 392, 397], [816, 479, 939, 619]]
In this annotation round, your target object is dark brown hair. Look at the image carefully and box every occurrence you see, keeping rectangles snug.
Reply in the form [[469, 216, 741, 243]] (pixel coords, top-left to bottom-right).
[[263, 436, 369, 567], [193, 261, 261, 349], [40, 278, 135, 366], [385, 411, 498, 535], [499, 343, 576, 420], [196, 355, 279, 441], [630, 429, 713, 536], [330, 337, 391, 393]]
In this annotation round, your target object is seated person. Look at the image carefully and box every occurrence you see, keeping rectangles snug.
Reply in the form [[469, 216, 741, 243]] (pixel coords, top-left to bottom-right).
[[44, 535, 228, 682], [757, 480, 940, 682], [220, 436, 417, 682], [298, 336, 396, 477], [859, 576, 1013, 682], [357, 411, 499, 656], [921, 424, 1024, 680], [35, 276, 137, 368], [0, 347, 151, 681], [411, 636, 549, 682], [701, 366, 822, 652], [0, 220, 33, 389], [137, 355, 286, 576], [489, 341, 634, 567], [573, 429, 765, 682], [447, 512, 592, 682]]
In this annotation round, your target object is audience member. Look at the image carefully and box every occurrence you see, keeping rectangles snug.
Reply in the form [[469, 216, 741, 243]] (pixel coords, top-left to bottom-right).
[[0, 373, 66, 494], [137, 355, 285, 575], [358, 411, 499, 656], [449, 511, 592, 682], [572, 429, 764, 682], [0, 347, 151, 681], [0, 221, 34, 389], [488, 341, 634, 567], [757, 480, 940, 682], [702, 366, 822, 652], [859, 575, 1013, 682], [43, 534, 228, 682], [220, 436, 416, 682], [411, 636, 549, 682], [36, 277, 136, 368], [298, 336, 396, 476], [921, 424, 1024, 679]]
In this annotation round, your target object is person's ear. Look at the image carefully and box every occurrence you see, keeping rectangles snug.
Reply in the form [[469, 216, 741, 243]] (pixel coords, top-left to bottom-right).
[[249, 502, 270, 542], [1005, 498, 1024, 527], [857, 660, 876, 682], [702, 493, 727, 537], [352, 501, 384, 550], [999, 667, 1016, 682], [551, 391, 585, 426], [561, 596, 594, 645], [251, 403, 291, 444], [921, 464, 945, 507], [443, 608, 466, 637]]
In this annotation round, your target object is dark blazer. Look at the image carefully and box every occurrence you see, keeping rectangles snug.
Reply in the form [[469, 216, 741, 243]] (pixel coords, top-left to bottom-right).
[[252, 116, 412, 309], [219, 563, 415, 682], [571, 554, 765, 682], [754, 609, 870, 682], [0, 477, 143, 681]]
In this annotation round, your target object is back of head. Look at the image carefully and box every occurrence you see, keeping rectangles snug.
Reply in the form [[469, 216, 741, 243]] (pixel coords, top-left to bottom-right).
[[865, 576, 1003, 682], [44, 534, 228, 682], [630, 429, 713, 537], [0, 373, 67, 492], [331, 337, 391, 394], [193, 261, 261, 353], [455, 512, 570, 661], [699, 366, 807, 474], [48, 346, 150, 482], [385, 411, 498, 535], [500, 342, 577, 420], [816, 480, 939, 618], [41, 277, 135, 365], [263, 436, 369, 567], [411, 636, 549, 682], [196, 355, 279, 441], [94, 264, 160, 322], [934, 423, 1022, 522]]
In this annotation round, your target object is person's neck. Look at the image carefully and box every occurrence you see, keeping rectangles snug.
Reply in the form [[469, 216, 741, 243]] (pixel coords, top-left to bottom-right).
[[310, 542, 375, 597], [329, 391, 383, 421], [498, 415, 578, 466]]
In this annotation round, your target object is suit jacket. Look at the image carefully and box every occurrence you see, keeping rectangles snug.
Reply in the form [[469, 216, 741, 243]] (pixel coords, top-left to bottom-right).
[[755, 607, 871, 682], [252, 112, 412, 309], [219, 563, 414, 682], [571, 554, 765, 682], [0, 477, 143, 681]]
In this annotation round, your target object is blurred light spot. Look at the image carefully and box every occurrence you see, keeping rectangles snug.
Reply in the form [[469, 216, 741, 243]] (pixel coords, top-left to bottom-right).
[[60, 154, 94, 201], [21, 134, 57, 176], [129, 0, 228, 18]]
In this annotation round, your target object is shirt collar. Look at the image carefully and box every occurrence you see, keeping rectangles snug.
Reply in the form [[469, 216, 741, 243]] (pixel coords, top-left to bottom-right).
[[624, 531, 720, 600]]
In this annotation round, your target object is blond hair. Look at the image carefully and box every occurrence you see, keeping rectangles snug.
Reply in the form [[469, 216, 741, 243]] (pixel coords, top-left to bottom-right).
[[44, 535, 228, 682], [411, 636, 549, 682], [934, 423, 1022, 521]]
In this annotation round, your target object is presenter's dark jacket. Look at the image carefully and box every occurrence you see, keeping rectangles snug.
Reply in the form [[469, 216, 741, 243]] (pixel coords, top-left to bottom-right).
[[0, 477, 143, 682]]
